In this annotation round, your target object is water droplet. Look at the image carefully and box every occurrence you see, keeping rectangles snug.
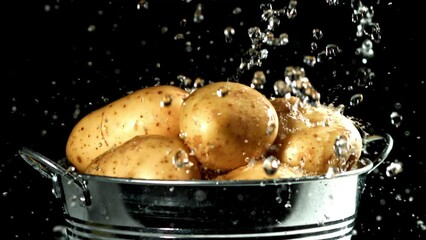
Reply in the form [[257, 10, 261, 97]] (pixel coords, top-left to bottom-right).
[[266, 121, 276, 136], [263, 156, 281, 175], [390, 111, 403, 128], [87, 25, 96, 32], [66, 166, 76, 174], [326, 0, 340, 6], [137, 0, 148, 10], [193, 77, 205, 88], [334, 135, 349, 162], [278, 33, 289, 46], [355, 67, 375, 87], [179, 131, 187, 140], [216, 86, 230, 97], [286, 0, 298, 19], [160, 95, 173, 107], [273, 80, 291, 97], [325, 166, 338, 178], [251, 71, 266, 90], [417, 220, 426, 231], [312, 28, 323, 40], [172, 149, 192, 168], [350, 93, 364, 106], [303, 55, 317, 67], [325, 44, 341, 58], [224, 26, 235, 43], [356, 39, 375, 59], [193, 3, 204, 23], [386, 161, 403, 177], [284, 201, 292, 208], [394, 102, 402, 110], [174, 33, 185, 40], [311, 42, 318, 51], [232, 7, 242, 15]]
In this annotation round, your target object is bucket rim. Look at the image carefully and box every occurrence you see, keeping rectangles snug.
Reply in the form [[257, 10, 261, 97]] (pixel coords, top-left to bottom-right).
[[78, 158, 373, 187]]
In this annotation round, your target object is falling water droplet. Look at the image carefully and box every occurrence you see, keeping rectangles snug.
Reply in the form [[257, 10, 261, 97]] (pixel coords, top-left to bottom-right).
[[87, 25, 96, 32], [312, 28, 323, 40], [390, 111, 403, 128], [286, 0, 298, 19], [284, 201, 292, 208], [137, 0, 148, 10], [386, 161, 403, 177], [325, 44, 341, 58], [224, 26, 236, 43], [350, 93, 364, 106], [273, 80, 291, 97], [355, 67, 375, 87], [303, 55, 317, 67], [251, 71, 266, 90], [193, 3, 204, 23]]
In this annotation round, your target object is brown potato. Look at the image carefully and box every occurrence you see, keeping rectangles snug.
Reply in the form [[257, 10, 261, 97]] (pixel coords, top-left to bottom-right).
[[179, 81, 279, 171], [214, 160, 306, 180], [271, 97, 363, 175], [66, 85, 188, 172], [84, 135, 201, 180]]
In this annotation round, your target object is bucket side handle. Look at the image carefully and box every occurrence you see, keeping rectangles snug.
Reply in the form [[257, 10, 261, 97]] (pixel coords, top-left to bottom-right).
[[18, 147, 91, 206], [363, 133, 394, 174]]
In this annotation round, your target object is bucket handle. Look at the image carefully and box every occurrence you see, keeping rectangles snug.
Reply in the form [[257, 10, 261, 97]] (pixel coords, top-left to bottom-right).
[[18, 147, 91, 206], [363, 133, 394, 174]]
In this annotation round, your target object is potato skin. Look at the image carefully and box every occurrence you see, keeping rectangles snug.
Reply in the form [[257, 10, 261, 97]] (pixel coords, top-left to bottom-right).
[[271, 97, 363, 175], [214, 160, 305, 180], [66, 85, 188, 172], [179, 81, 279, 171], [84, 135, 201, 180]]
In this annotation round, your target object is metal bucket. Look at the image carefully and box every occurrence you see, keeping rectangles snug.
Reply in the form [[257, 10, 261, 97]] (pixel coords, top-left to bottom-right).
[[19, 133, 393, 240]]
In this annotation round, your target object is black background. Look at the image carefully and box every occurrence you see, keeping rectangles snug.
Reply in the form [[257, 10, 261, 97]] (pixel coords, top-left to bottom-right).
[[2, 0, 425, 239]]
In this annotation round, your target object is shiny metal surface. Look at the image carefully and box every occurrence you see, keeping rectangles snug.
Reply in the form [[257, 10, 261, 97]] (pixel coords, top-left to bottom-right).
[[19, 133, 393, 239]]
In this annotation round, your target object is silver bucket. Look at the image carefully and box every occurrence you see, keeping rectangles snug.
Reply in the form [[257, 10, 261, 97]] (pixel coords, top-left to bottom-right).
[[19, 133, 393, 240]]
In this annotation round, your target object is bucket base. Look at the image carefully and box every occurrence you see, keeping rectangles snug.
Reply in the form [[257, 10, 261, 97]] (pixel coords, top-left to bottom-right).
[[64, 215, 355, 240]]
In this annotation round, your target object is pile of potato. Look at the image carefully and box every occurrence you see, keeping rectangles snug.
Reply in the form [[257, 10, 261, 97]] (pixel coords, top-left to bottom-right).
[[65, 81, 363, 180]]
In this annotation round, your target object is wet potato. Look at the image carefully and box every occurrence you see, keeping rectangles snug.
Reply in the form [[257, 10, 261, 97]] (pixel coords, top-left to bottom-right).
[[66, 85, 188, 172], [270, 97, 363, 175], [179, 81, 279, 171], [66, 83, 363, 180], [84, 135, 201, 180]]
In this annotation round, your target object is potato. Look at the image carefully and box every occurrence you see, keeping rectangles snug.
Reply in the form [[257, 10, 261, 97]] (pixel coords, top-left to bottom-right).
[[66, 85, 188, 172], [271, 97, 363, 175], [214, 160, 305, 180], [84, 135, 201, 180], [179, 81, 279, 171]]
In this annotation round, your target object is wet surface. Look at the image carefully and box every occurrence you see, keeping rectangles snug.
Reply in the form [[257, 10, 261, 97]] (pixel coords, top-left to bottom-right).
[[2, 0, 425, 239]]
